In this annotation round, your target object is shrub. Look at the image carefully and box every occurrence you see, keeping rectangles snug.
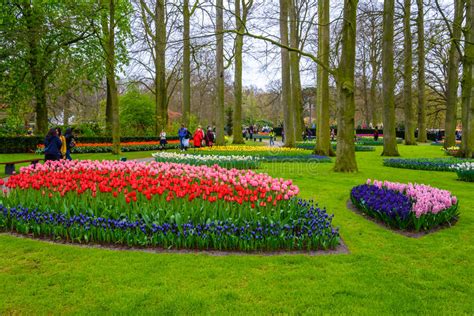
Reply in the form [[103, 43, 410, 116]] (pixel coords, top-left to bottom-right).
[[350, 179, 458, 231], [152, 152, 261, 169]]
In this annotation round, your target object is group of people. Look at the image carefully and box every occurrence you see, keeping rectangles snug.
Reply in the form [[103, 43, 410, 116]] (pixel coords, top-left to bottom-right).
[[44, 127, 75, 161], [174, 124, 215, 151]]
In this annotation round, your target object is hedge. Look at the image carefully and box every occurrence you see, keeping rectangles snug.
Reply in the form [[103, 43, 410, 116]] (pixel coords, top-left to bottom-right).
[[0, 136, 180, 153]]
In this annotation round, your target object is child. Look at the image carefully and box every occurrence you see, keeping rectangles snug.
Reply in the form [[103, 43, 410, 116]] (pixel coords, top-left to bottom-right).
[[159, 130, 167, 149]]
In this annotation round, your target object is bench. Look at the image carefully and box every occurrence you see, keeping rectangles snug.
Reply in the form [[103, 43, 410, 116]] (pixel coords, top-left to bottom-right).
[[0, 159, 44, 175]]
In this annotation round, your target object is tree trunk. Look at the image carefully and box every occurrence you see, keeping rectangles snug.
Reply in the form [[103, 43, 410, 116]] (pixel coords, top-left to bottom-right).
[[334, 0, 358, 172], [403, 0, 416, 145], [182, 0, 191, 127], [381, 0, 400, 156], [416, 0, 427, 142], [315, 0, 333, 156], [215, 0, 225, 145], [155, 0, 168, 134], [63, 92, 71, 126], [105, 78, 112, 135], [369, 24, 379, 127], [445, 0, 463, 148], [24, 3, 48, 135], [233, 0, 245, 144], [280, 0, 295, 147], [289, 0, 303, 141], [106, 0, 120, 155], [462, 0, 474, 157]]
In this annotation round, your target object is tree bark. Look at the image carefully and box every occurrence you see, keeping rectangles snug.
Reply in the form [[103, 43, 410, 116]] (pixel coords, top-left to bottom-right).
[[445, 0, 463, 148], [280, 0, 295, 147], [215, 0, 225, 145], [369, 20, 380, 127], [233, 0, 245, 144], [462, 0, 474, 157], [105, 78, 112, 135], [106, 0, 120, 155], [155, 0, 168, 134], [289, 0, 303, 141], [403, 0, 416, 145], [381, 0, 400, 156], [416, 0, 427, 142], [314, 0, 333, 156], [182, 0, 191, 127], [24, 3, 48, 135], [334, 0, 358, 172]]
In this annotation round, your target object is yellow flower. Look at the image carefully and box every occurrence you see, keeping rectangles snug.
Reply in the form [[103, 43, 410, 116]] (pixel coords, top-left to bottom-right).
[[198, 145, 306, 152]]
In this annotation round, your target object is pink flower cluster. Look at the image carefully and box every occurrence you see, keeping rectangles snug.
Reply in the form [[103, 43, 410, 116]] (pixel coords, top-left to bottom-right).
[[366, 179, 457, 218]]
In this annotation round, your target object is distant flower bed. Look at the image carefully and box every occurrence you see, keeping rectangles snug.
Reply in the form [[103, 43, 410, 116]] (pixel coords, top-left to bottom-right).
[[0, 160, 340, 251], [152, 152, 261, 169], [262, 155, 331, 163], [197, 145, 307, 156], [296, 142, 375, 152], [355, 137, 403, 146], [383, 158, 474, 172], [36, 140, 186, 154], [350, 179, 459, 231], [443, 146, 460, 156], [451, 162, 474, 182]]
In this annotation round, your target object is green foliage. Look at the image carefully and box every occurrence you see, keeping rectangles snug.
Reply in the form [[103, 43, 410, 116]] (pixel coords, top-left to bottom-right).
[[119, 88, 155, 136]]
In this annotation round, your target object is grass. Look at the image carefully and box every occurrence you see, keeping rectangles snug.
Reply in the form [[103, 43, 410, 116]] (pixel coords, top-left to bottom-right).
[[1, 144, 473, 313]]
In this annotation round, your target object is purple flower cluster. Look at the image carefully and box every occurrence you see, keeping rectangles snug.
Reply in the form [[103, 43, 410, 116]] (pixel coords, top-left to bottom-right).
[[350, 184, 412, 220], [0, 199, 340, 251]]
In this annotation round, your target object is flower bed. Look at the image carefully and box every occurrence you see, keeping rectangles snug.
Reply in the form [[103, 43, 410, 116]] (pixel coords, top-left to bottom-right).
[[0, 160, 339, 251], [350, 179, 458, 231], [197, 145, 308, 156], [443, 146, 460, 156], [383, 158, 474, 172], [355, 137, 403, 146], [152, 152, 261, 169], [36, 140, 187, 154], [296, 142, 375, 152], [262, 155, 331, 163], [451, 162, 474, 182]]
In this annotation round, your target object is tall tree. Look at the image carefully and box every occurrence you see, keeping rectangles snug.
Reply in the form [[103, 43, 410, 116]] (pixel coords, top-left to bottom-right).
[[289, 0, 303, 141], [416, 0, 427, 142], [334, 0, 358, 172], [233, 0, 253, 144], [381, 0, 400, 156], [403, 0, 416, 145], [461, 0, 474, 157], [138, 0, 168, 134], [314, 0, 333, 156], [0, 2, 95, 134], [445, 0, 463, 148], [280, 0, 295, 147], [182, 0, 199, 127], [103, 0, 120, 154], [215, 0, 225, 145]]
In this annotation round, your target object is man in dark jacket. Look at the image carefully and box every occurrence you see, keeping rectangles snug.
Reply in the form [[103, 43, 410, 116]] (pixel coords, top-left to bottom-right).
[[44, 128, 62, 161]]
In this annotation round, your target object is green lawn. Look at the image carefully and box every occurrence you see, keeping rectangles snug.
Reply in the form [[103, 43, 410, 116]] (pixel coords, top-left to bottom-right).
[[1, 144, 473, 314]]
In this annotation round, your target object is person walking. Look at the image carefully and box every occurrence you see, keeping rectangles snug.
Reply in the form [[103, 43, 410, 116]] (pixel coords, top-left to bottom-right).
[[249, 125, 254, 141], [44, 128, 62, 161], [56, 127, 67, 159], [64, 128, 75, 160], [269, 129, 275, 146], [178, 124, 188, 151], [159, 130, 167, 149], [205, 127, 214, 147], [373, 129, 379, 141], [193, 125, 205, 148]]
